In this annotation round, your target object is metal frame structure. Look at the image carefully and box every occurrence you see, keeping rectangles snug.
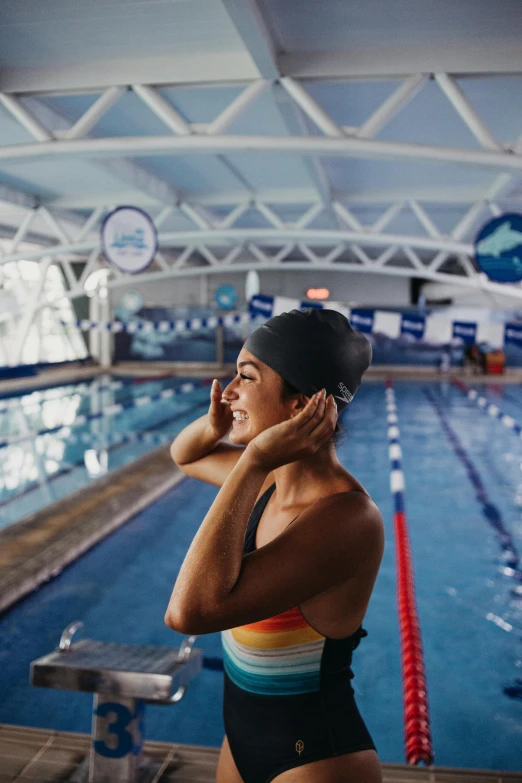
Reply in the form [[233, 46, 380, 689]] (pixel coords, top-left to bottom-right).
[[0, 75, 521, 169], [1, 41, 522, 362]]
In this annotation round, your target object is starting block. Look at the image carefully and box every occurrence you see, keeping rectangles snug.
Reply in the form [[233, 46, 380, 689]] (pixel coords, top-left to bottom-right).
[[30, 621, 203, 783]]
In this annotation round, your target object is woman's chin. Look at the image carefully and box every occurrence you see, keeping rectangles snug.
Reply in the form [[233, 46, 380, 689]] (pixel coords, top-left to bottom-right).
[[229, 424, 254, 445]]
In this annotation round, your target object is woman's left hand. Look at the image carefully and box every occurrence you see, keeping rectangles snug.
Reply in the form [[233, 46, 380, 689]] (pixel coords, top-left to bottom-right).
[[246, 389, 338, 471]]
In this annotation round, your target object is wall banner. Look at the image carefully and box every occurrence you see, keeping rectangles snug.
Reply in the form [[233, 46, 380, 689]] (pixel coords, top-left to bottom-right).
[[504, 322, 522, 345], [401, 314, 426, 340], [452, 321, 477, 345], [349, 309, 374, 333]]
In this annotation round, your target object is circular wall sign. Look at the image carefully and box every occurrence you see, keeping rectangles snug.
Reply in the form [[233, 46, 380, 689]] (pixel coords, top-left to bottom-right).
[[475, 213, 522, 283], [101, 206, 158, 274], [120, 290, 144, 314], [215, 284, 238, 309]]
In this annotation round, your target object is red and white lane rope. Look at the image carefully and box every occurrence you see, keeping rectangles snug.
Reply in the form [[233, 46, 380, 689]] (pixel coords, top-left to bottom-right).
[[385, 379, 434, 766]]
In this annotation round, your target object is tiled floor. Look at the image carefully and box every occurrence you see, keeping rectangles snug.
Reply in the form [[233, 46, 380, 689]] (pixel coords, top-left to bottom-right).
[[0, 725, 520, 783]]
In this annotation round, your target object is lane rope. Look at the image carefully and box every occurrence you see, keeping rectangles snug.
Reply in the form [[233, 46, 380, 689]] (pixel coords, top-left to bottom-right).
[[451, 380, 522, 437], [0, 379, 124, 413], [425, 388, 522, 593], [0, 380, 211, 451], [385, 378, 434, 766], [0, 397, 212, 509]]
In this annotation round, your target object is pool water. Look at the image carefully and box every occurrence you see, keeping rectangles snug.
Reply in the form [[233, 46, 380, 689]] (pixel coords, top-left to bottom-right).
[[0, 375, 211, 530], [0, 379, 521, 771]]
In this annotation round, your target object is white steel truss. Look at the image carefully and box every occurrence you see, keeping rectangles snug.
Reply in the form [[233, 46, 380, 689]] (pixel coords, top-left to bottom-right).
[[1, 195, 522, 307], [0, 74, 520, 173], [0, 65, 522, 367]]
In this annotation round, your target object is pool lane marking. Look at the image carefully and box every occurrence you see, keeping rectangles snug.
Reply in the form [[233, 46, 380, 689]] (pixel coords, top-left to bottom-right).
[[385, 380, 434, 766], [0, 380, 207, 450], [0, 378, 181, 435], [0, 379, 125, 417], [452, 379, 522, 436], [424, 388, 522, 594]]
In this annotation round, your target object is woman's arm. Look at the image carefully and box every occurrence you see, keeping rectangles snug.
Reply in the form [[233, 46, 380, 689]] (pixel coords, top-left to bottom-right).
[[164, 446, 269, 630], [165, 459, 384, 635], [164, 390, 384, 635], [170, 412, 223, 464]]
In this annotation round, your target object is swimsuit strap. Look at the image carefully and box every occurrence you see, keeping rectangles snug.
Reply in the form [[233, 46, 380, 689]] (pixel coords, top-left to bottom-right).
[[243, 485, 369, 645], [243, 483, 276, 555], [351, 625, 368, 649]]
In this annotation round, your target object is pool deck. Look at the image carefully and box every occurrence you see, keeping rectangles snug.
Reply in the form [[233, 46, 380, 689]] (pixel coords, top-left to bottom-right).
[[0, 362, 520, 399], [0, 724, 520, 783], [0, 445, 185, 615], [113, 361, 522, 383]]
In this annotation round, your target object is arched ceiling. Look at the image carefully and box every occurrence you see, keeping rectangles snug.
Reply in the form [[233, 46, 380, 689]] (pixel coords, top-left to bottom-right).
[[0, 0, 521, 302]]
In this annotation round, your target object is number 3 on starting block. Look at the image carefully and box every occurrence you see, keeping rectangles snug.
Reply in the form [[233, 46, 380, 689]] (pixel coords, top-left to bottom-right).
[[94, 699, 144, 759]]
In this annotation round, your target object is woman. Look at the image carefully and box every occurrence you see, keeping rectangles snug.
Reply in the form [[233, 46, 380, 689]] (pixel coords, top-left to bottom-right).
[[166, 308, 385, 783]]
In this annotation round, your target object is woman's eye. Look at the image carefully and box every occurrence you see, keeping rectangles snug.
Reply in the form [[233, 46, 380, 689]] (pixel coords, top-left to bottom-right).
[[239, 373, 253, 380]]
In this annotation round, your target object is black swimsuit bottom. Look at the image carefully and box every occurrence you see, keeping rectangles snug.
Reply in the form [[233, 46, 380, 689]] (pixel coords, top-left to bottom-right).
[[222, 484, 376, 783]]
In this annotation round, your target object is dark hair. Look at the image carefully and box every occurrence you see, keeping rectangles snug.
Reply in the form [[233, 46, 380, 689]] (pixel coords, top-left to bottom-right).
[[280, 377, 345, 448]]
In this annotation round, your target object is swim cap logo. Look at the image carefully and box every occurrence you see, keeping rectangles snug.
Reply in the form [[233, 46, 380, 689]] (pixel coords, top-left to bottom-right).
[[296, 739, 304, 755], [335, 382, 353, 405]]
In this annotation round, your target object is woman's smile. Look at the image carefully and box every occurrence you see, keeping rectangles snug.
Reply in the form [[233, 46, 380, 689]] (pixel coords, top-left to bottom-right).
[[232, 411, 249, 426]]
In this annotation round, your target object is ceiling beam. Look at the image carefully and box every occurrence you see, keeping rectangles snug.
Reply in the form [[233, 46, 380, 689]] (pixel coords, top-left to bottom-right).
[[0, 183, 37, 210], [44, 184, 522, 211], [220, 0, 279, 79], [0, 227, 473, 267], [1, 132, 520, 173], [0, 54, 258, 94], [279, 44, 522, 81]]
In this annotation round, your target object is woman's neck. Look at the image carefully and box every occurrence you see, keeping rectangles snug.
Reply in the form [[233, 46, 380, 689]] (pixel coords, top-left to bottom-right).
[[271, 446, 347, 508]]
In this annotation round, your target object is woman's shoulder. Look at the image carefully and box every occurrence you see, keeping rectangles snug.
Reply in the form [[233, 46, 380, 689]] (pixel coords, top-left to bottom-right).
[[322, 468, 370, 499]]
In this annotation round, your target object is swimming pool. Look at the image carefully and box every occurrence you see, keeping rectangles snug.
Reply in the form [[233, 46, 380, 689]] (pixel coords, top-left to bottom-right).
[[0, 379, 521, 771], [0, 375, 211, 530]]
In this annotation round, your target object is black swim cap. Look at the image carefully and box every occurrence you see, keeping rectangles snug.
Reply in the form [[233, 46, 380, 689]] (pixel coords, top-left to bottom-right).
[[244, 308, 372, 412]]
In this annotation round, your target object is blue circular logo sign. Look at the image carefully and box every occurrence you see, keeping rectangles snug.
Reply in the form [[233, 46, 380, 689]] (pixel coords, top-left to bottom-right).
[[121, 290, 144, 314], [475, 213, 522, 283], [215, 284, 238, 309], [101, 206, 158, 274]]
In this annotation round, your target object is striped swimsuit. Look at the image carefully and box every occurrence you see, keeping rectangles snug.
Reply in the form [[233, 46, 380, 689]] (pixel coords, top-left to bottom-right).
[[221, 483, 376, 783]]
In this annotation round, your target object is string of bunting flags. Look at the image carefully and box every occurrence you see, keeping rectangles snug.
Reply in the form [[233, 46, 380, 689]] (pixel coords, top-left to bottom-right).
[[69, 312, 251, 333]]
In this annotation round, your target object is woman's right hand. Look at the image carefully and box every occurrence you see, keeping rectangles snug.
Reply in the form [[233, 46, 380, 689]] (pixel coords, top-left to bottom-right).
[[207, 379, 234, 439]]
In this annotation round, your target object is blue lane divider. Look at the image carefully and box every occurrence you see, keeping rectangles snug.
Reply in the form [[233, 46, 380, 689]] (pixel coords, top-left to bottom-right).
[[385, 384, 405, 513], [68, 313, 251, 333], [0, 380, 208, 451], [490, 388, 522, 413], [452, 380, 522, 437], [65, 430, 170, 447], [425, 389, 522, 595], [0, 379, 126, 417]]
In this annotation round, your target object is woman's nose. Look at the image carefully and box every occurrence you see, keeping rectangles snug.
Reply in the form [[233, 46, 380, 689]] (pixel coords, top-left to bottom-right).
[[221, 378, 239, 401]]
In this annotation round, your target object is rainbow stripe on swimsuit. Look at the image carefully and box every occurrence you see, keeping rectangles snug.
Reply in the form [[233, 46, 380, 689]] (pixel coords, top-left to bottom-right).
[[221, 606, 326, 696]]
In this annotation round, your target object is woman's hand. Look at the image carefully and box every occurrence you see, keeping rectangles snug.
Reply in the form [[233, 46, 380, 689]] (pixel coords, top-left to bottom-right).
[[246, 389, 338, 471], [207, 378, 234, 439]]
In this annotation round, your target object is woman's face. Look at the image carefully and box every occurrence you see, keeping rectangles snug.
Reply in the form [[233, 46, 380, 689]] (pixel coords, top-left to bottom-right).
[[222, 347, 303, 445]]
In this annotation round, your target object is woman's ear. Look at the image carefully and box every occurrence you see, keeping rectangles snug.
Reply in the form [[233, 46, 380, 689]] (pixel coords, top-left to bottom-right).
[[290, 393, 309, 417]]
